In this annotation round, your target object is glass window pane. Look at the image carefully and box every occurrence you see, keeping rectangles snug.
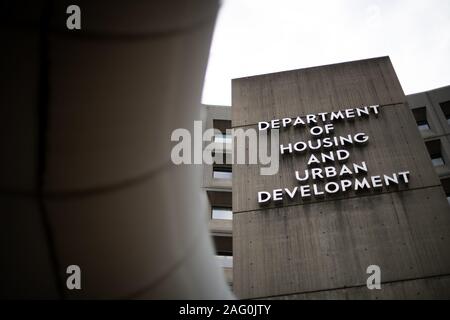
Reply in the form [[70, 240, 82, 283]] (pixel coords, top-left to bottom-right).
[[212, 207, 232, 220], [216, 255, 233, 268], [213, 170, 232, 180], [432, 157, 445, 167], [215, 134, 232, 144], [417, 122, 430, 131]]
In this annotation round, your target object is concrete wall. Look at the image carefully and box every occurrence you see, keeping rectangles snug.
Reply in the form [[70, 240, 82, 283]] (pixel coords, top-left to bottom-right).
[[231, 57, 450, 299]]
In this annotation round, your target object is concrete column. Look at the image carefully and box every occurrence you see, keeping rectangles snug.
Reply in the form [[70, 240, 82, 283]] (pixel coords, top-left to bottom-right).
[[0, 0, 233, 299]]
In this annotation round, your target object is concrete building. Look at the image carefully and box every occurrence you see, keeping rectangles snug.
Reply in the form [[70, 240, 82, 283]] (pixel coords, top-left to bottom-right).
[[205, 59, 450, 298], [1, 1, 449, 300], [407, 86, 450, 204]]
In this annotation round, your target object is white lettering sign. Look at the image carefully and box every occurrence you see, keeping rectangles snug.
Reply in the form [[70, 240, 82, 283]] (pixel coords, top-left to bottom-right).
[[257, 105, 411, 204]]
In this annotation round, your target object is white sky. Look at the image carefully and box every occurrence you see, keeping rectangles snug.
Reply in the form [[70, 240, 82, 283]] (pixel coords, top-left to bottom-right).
[[202, 0, 450, 106]]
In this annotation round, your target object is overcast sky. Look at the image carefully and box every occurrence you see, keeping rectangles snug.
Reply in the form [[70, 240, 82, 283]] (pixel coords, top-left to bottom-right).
[[202, 0, 450, 106]]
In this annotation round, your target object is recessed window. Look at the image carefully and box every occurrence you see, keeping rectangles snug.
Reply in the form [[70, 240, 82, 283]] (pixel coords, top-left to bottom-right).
[[412, 107, 430, 131], [213, 119, 232, 154], [216, 255, 233, 268], [212, 207, 232, 220], [207, 191, 232, 217], [439, 100, 450, 125], [213, 235, 232, 252], [426, 140, 445, 167], [213, 236, 232, 269], [213, 165, 232, 180]]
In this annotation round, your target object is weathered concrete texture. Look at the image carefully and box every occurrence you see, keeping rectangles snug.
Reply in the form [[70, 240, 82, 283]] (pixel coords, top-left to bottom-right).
[[233, 187, 450, 298], [265, 275, 450, 300], [232, 57, 450, 299], [232, 57, 405, 127]]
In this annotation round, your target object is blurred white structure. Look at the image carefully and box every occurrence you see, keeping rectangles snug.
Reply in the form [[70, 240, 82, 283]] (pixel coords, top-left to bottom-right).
[[0, 0, 233, 299]]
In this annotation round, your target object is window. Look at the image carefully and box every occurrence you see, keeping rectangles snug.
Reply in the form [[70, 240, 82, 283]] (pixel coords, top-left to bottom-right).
[[212, 119, 232, 157], [431, 155, 445, 167], [417, 120, 430, 131], [439, 100, 450, 125], [213, 236, 233, 268], [207, 190, 232, 219], [212, 207, 233, 220], [216, 255, 233, 268], [214, 134, 232, 144], [213, 165, 232, 180], [426, 140, 445, 167], [412, 107, 430, 131]]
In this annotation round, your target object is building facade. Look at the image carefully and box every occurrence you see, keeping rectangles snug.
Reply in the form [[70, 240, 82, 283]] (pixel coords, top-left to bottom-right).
[[204, 57, 450, 298], [407, 86, 450, 202], [202, 106, 233, 287]]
